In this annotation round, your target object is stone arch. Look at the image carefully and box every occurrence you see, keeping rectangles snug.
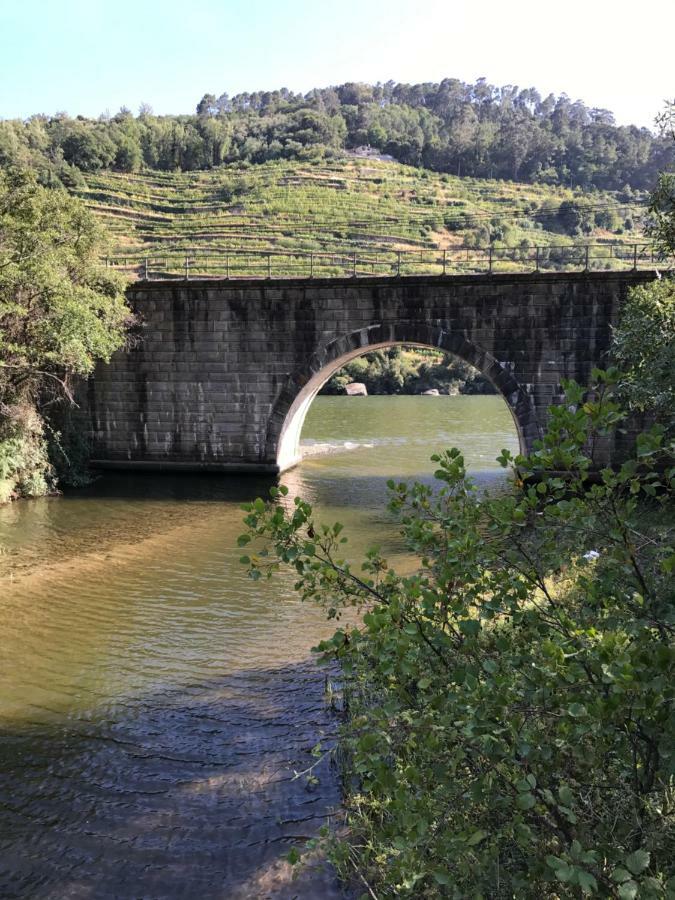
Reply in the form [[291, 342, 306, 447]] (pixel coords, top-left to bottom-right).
[[266, 322, 541, 472]]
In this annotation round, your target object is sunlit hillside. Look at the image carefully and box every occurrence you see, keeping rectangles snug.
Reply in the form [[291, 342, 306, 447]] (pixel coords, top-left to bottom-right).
[[76, 157, 648, 276]]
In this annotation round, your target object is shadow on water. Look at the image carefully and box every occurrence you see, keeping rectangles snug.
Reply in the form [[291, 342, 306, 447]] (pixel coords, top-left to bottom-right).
[[70, 462, 512, 506], [64, 471, 279, 504], [0, 658, 351, 900]]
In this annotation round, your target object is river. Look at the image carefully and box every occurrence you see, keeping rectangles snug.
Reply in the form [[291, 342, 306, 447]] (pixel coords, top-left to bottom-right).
[[0, 395, 519, 899]]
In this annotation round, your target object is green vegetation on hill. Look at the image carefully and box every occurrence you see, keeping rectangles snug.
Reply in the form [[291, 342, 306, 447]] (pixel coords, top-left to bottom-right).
[[71, 159, 646, 274]]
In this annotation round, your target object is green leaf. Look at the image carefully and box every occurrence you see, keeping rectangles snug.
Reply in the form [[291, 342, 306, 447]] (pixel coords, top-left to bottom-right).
[[625, 849, 650, 875], [516, 792, 536, 810], [617, 881, 638, 900], [555, 863, 575, 883], [546, 855, 567, 870], [611, 869, 632, 884], [466, 829, 488, 846], [432, 870, 452, 885], [459, 618, 481, 636], [578, 870, 598, 894], [558, 785, 574, 806]]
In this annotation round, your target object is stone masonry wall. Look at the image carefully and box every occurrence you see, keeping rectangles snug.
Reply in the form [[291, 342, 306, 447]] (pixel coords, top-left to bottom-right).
[[88, 270, 655, 472]]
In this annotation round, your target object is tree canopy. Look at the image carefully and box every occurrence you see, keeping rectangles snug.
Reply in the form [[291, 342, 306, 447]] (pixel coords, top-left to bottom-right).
[[0, 78, 672, 192], [613, 100, 675, 428], [0, 168, 130, 499]]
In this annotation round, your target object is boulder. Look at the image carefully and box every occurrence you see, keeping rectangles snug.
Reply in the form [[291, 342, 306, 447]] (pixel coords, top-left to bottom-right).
[[345, 382, 368, 396], [421, 388, 440, 396]]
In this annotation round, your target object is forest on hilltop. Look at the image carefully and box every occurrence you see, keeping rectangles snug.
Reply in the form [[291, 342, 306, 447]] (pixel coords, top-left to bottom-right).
[[1, 78, 672, 193]]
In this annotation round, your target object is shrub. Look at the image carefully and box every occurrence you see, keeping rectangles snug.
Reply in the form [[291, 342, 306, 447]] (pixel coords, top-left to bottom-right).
[[612, 278, 675, 427], [240, 372, 675, 898]]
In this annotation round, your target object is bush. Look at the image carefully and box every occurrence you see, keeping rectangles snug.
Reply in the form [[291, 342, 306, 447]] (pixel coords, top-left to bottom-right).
[[612, 278, 675, 428], [241, 372, 675, 898]]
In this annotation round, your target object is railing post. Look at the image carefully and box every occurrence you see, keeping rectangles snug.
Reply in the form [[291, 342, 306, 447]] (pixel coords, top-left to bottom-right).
[[225, 254, 229, 279], [144, 257, 149, 280], [488, 246, 493, 274], [584, 245, 590, 271], [443, 249, 447, 275], [185, 254, 189, 280], [352, 252, 357, 278], [397, 251, 401, 277], [309, 253, 313, 278], [105, 255, 109, 269], [267, 252, 272, 279], [535, 245, 540, 271], [633, 244, 638, 271]]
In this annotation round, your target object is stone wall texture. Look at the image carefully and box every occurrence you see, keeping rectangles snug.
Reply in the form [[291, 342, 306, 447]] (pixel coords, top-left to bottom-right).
[[88, 270, 655, 472]]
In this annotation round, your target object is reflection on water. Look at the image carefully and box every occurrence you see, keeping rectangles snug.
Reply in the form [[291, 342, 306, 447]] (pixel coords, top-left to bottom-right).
[[0, 395, 518, 898]]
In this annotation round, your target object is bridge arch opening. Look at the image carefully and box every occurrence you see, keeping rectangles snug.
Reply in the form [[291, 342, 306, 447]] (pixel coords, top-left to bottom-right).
[[269, 325, 539, 472]]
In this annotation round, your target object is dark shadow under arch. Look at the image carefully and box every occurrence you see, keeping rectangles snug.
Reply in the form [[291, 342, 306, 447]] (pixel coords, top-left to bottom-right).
[[266, 322, 541, 471]]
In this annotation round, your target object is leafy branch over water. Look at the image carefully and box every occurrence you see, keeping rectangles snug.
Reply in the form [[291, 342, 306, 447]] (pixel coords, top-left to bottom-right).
[[240, 373, 674, 898]]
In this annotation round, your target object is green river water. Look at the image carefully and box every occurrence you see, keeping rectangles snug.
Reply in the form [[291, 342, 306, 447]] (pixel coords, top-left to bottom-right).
[[0, 395, 519, 899]]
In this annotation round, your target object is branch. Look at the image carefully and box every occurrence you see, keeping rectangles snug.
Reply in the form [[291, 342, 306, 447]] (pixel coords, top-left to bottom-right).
[[0, 362, 78, 405]]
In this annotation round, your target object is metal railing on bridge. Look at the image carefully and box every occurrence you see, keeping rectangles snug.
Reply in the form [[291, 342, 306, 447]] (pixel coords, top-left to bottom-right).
[[102, 242, 668, 281]]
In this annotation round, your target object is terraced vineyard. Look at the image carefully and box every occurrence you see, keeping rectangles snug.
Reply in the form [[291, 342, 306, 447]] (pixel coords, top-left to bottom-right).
[[76, 157, 649, 278]]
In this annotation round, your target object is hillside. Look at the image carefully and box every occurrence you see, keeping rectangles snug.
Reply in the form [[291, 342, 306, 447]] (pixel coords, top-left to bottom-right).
[[76, 157, 648, 277]]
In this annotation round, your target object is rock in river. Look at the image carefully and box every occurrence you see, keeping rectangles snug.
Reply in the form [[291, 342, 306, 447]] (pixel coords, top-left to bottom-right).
[[345, 382, 368, 396]]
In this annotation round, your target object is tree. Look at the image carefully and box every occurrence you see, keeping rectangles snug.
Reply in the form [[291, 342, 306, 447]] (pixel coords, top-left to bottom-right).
[[196, 93, 218, 118], [552, 199, 594, 236], [0, 168, 130, 499], [649, 174, 675, 258], [114, 135, 142, 172], [240, 373, 674, 897], [613, 280, 675, 425], [60, 123, 116, 171], [647, 101, 675, 261], [613, 101, 675, 425]]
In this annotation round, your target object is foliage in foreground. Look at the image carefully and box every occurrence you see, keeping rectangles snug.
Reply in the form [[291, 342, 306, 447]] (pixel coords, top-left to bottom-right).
[[240, 373, 674, 897], [612, 278, 675, 428], [0, 168, 130, 500], [646, 101, 675, 262]]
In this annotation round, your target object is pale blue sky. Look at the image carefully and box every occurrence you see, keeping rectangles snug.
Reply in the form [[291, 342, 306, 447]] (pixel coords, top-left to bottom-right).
[[0, 0, 672, 128]]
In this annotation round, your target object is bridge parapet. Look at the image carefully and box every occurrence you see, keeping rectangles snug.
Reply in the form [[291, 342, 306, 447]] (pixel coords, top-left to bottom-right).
[[103, 241, 664, 282]]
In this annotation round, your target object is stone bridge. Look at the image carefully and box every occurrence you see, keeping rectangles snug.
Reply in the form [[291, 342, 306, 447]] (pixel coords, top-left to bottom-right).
[[88, 271, 654, 473]]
